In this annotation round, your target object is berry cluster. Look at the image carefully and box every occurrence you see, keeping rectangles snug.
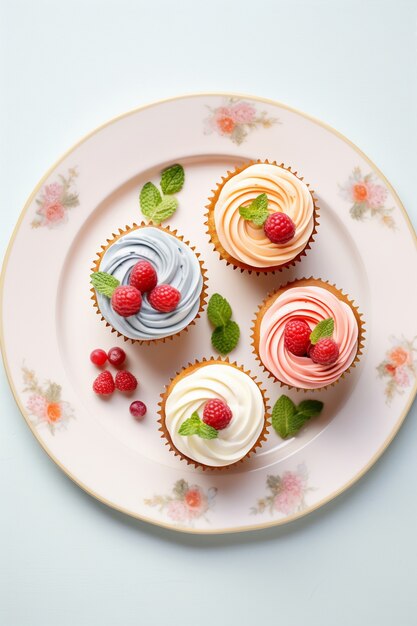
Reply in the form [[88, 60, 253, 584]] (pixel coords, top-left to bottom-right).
[[284, 319, 340, 366], [112, 260, 181, 318], [90, 346, 147, 420]]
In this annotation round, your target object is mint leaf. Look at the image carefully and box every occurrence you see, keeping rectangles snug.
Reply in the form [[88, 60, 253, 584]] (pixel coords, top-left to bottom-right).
[[160, 164, 185, 195], [310, 318, 334, 345], [284, 412, 312, 437], [178, 412, 201, 436], [198, 422, 218, 440], [207, 293, 232, 327], [178, 411, 218, 439], [239, 193, 269, 226], [140, 182, 162, 215], [296, 400, 323, 419], [143, 195, 178, 224], [271, 395, 296, 438], [90, 271, 120, 297], [211, 320, 240, 354]]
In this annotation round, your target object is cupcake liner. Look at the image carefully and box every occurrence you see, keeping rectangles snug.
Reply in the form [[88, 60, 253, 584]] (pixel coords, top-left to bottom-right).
[[158, 357, 270, 471], [251, 277, 366, 391], [91, 222, 208, 345], [205, 159, 320, 274]]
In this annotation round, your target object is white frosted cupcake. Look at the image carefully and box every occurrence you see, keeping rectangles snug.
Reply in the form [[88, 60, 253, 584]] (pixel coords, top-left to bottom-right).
[[159, 359, 269, 469], [206, 160, 319, 272]]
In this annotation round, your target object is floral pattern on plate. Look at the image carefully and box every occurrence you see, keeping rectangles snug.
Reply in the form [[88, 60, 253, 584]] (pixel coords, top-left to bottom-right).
[[251, 464, 310, 516], [144, 479, 217, 523], [204, 97, 279, 145], [377, 336, 417, 404], [339, 167, 395, 228], [32, 167, 79, 229], [22, 365, 74, 434]]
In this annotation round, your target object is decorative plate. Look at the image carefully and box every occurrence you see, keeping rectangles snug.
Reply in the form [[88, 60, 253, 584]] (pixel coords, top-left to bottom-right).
[[1, 93, 416, 534]]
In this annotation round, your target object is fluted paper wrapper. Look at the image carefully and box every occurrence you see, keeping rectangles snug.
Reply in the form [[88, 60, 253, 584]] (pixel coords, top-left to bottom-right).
[[158, 357, 270, 471], [251, 277, 365, 391], [91, 222, 208, 344], [205, 159, 320, 273]]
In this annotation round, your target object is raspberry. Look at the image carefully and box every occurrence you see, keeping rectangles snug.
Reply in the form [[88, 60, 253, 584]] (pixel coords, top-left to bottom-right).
[[202, 399, 233, 430], [111, 285, 142, 317], [115, 370, 138, 392], [92, 371, 115, 395], [284, 319, 311, 356], [107, 346, 126, 367], [148, 284, 181, 313], [264, 212, 296, 244], [90, 348, 107, 366], [129, 260, 157, 293], [130, 400, 147, 420], [310, 338, 340, 365]]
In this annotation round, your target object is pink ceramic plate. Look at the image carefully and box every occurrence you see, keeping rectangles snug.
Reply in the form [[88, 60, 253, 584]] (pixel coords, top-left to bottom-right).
[[1, 93, 416, 533]]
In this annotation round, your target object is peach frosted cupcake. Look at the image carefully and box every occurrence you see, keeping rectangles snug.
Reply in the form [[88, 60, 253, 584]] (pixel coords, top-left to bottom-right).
[[159, 359, 269, 470], [206, 161, 319, 272], [252, 278, 364, 390]]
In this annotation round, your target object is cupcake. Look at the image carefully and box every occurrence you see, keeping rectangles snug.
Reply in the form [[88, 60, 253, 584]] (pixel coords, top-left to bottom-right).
[[252, 278, 364, 390], [91, 223, 207, 343], [206, 160, 319, 272], [159, 358, 269, 469]]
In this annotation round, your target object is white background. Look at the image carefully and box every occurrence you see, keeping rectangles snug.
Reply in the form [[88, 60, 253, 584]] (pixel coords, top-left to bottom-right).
[[1, 1, 416, 624]]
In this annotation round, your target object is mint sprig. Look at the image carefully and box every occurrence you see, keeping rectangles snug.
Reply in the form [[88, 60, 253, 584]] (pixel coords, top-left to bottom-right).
[[272, 395, 324, 438], [139, 163, 184, 224], [178, 411, 218, 440], [207, 293, 240, 355], [239, 193, 269, 226], [310, 318, 334, 345], [90, 271, 120, 297]]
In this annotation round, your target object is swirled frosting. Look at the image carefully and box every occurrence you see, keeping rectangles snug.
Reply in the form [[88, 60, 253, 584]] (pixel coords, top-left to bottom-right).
[[165, 364, 265, 467], [259, 286, 359, 388], [213, 163, 315, 268], [96, 227, 203, 340]]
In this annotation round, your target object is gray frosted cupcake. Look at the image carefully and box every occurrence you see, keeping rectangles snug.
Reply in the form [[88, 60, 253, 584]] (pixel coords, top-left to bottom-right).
[[91, 223, 207, 343]]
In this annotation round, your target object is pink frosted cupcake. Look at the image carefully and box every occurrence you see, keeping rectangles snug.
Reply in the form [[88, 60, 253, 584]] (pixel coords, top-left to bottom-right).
[[252, 278, 365, 390]]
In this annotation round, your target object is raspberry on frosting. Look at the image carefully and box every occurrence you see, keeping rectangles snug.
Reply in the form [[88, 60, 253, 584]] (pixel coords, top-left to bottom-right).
[[284, 319, 311, 356], [310, 338, 339, 365], [264, 212, 296, 244], [111, 285, 142, 317], [203, 399, 233, 430], [149, 284, 181, 313]]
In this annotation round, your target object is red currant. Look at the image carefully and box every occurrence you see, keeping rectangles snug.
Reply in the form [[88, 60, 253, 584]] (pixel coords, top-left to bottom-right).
[[90, 348, 107, 367], [130, 400, 147, 420], [107, 346, 126, 367]]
